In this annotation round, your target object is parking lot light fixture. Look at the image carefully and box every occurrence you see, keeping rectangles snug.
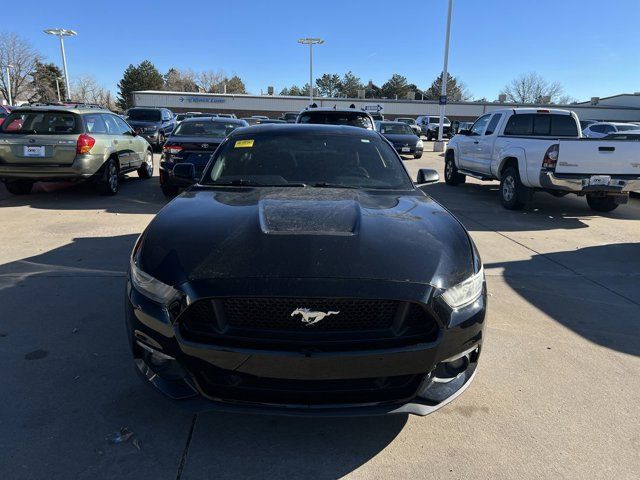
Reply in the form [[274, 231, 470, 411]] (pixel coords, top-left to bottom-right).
[[435, 0, 453, 152], [4, 64, 13, 106], [44, 28, 77, 101], [298, 37, 324, 104]]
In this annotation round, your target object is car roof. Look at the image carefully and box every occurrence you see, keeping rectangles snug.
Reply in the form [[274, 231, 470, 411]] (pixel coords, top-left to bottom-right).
[[591, 122, 636, 126], [13, 105, 113, 115], [180, 116, 246, 124], [302, 107, 372, 115], [228, 123, 381, 137]]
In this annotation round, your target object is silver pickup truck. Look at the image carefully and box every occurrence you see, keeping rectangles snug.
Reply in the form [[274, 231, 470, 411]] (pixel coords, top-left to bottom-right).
[[445, 108, 640, 212]]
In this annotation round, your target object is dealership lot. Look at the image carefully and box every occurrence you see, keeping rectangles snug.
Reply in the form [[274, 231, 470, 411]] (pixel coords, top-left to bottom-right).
[[0, 147, 638, 479]]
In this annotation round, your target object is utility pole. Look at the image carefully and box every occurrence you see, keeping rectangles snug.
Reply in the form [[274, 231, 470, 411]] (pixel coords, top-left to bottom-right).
[[434, 0, 453, 152], [298, 38, 324, 104], [4, 64, 13, 105], [44, 29, 77, 100]]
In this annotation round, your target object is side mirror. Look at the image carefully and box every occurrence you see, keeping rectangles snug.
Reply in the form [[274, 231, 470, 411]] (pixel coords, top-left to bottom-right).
[[130, 130, 137, 137], [416, 168, 440, 185], [173, 163, 196, 182]]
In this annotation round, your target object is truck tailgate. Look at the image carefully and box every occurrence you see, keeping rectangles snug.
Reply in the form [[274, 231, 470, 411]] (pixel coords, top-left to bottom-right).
[[556, 139, 640, 175]]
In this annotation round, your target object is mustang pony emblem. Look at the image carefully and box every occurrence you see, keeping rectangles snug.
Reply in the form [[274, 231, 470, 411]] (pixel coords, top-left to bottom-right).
[[291, 308, 340, 326]]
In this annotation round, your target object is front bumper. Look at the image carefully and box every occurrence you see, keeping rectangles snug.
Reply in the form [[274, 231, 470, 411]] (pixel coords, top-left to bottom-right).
[[540, 171, 640, 194], [0, 153, 105, 181], [125, 277, 486, 416], [140, 131, 159, 145], [393, 146, 423, 156]]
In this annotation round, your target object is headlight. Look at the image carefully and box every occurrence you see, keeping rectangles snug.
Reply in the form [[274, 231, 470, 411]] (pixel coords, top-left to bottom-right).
[[416, 139, 424, 148], [441, 266, 484, 309], [143, 126, 157, 132], [130, 239, 180, 304]]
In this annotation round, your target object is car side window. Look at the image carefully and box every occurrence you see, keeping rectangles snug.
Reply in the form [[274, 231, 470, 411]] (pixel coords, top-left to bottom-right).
[[484, 114, 502, 135], [84, 114, 108, 134], [590, 125, 605, 133], [470, 114, 491, 136], [113, 115, 132, 135], [102, 114, 120, 135], [603, 125, 615, 133]]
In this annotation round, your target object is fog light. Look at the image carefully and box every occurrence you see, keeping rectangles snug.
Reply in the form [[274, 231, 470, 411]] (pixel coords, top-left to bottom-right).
[[431, 346, 478, 384]]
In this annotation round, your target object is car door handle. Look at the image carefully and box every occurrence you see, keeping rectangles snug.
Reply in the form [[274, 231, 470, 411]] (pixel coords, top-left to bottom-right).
[[599, 146, 615, 152], [473, 141, 479, 144]]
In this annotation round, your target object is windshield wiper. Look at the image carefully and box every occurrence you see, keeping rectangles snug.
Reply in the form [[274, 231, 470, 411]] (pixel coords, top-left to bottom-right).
[[211, 179, 308, 187], [311, 182, 359, 189]]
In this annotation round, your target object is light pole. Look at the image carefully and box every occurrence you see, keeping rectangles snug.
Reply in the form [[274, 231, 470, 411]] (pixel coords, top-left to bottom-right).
[[4, 64, 13, 106], [44, 28, 77, 101], [55, 77, 64, 102], [298, 38, 324, 104], [435, 0, 453, 152]]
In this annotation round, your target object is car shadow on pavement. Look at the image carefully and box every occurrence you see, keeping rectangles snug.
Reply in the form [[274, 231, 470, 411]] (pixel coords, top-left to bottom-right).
[[421, 181, 640, 232], [0, 234, 407, 479], [485, 243, 640, 357], [0, 174, 168, 216]]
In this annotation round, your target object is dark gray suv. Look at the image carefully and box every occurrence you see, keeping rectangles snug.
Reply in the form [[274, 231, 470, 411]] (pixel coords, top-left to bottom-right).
[[124, 107, 176, 151]]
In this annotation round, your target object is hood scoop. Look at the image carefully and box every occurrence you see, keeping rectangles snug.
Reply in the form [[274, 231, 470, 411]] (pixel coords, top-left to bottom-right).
[[259, 189, 360, 236]]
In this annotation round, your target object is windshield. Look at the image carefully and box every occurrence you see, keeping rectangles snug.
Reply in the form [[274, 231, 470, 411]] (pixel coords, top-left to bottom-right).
[[429, 116, 450, 124], [203, 131, 413, 190], [173, 121, 242, 137], [397, 118, 416, 125], [126, 109, 161, 122], [298, 112, 373, 129], [0, 111, 79, 135], [379, 123, 414, 135], [615, 124, 637, 132]]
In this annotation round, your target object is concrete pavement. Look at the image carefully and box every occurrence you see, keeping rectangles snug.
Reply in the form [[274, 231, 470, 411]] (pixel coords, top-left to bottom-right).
[[0, 148, 638, 479]]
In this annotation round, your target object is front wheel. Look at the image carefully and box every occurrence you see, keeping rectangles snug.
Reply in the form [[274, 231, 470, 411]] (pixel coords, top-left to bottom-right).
[[4, 180, 34, 195], [586, 194, 619, 213], [414, 152, 423, 159], [137, 150, 154, 179], [444, 156, 466, 186], [499, 166, 530, 210]]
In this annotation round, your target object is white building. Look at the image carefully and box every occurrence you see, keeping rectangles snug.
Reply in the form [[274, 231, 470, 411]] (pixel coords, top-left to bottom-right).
[[132, 90, 640, 122]]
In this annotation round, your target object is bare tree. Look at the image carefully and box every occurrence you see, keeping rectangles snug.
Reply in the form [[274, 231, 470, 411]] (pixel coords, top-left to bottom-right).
[[197, 70, 226, 93], [71, 75, 115, 110], [0, 32, 42, 103], [500, 72, 566, 104]]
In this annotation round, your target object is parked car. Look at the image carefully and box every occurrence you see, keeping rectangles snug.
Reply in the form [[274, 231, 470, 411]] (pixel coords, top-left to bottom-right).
[[126, 123, 486, 416], [251, 115, 269, 120], [241, 118, 285, 126], [603, 130, 640, 140], [175, 112, 214, 123], [445, 108, 640, 212], [0, 105, 13, 127], [0, 104, 153, 195], [417, 115, 452, 140], [296, 106, 375, 130], [369, 112, 384, 122], [216, 113, 237, 119], [280, 112, 299, 123], [582, 122, 638, 138], [376, 121, 423, 159], [579, 119, 599, 131], [395, 117, 421, 135], [124, 107, 176, 150], [159, 116, 247, 197], [452, 121, 473, 135]]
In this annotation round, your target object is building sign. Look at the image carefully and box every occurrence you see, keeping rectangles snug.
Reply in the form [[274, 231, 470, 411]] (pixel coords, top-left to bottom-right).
[[179, 96, 226, 104], [363, 104, 384, 112]]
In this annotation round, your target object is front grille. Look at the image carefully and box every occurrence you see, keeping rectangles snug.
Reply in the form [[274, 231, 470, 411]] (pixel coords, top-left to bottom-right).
[[193, 368, 424, 406], [179, 297, 439, 350]]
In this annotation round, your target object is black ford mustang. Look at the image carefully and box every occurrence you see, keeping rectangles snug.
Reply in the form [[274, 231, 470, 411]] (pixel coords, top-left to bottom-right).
[[126, 124, 486, 416]]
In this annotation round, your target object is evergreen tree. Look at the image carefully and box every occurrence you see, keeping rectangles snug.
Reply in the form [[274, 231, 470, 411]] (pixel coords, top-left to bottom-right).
[[116, 60, 163, 110]]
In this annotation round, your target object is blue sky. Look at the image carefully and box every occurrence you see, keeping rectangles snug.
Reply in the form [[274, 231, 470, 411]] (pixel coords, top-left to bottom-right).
[[4, 0, 639, 101]]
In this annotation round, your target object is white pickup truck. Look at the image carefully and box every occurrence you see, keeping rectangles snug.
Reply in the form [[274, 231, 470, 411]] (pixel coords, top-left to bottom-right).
[[445, 108, 640, 212]]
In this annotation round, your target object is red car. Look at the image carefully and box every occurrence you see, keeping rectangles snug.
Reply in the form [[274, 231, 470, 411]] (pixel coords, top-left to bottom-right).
[[0, 105, 13, 127]]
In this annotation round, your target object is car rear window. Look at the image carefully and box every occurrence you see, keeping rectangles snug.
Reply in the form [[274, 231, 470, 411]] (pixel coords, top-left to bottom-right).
[[0, 111, 80, 135], [173, 121, 242, 137], [503, 114, 579, 137], [297, 112, 373, 130]]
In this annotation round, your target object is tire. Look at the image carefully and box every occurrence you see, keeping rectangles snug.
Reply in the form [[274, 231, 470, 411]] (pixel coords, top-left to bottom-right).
[[414, 152, 423, 159], [444, 155, 466, 186], [156, 132, 166, 152], [161, 184, 179, 198], [98, 158, 119, 196], [137, 150, 154, 179], [586, 194, 619, 213], [4, 180, 33, 195], [499, 165, 530, 210], [427, 132, 433, 141]]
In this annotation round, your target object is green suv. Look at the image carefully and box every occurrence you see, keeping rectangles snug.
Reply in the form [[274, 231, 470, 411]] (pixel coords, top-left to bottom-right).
[[0, 105, 154, 195]]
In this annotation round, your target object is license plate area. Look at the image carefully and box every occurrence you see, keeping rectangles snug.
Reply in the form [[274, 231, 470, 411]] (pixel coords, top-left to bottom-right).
[[401, 147, 410, 153], [589, 175, 611, 186], [23, 146, 46, 157]]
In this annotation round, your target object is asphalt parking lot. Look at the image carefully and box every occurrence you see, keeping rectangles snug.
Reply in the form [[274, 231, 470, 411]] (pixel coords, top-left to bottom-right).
[[0, 146, 638, 480]]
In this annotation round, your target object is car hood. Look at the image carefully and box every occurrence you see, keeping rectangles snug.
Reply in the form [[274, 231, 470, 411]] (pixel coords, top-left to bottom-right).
[[140, 187, 474, 287], [382, 133, 420, 145]]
